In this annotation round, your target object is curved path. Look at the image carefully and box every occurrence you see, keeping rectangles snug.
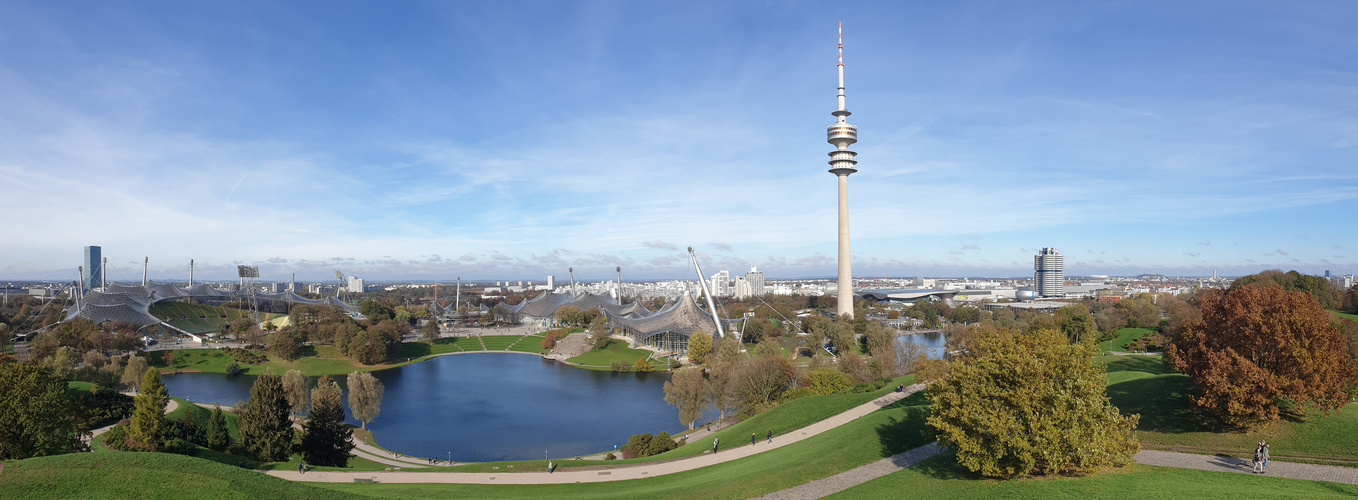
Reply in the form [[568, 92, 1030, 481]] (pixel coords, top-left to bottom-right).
[[1134, 450, 1358, 485], [263, 384, 927, 484]]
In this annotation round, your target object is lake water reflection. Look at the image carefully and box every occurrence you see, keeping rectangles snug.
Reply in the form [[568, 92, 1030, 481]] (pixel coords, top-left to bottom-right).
[[162, 353, 714, 462], [895, 331, 947, 359]]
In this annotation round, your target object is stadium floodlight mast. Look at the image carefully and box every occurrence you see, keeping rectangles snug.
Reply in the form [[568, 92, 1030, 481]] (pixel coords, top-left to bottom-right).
[[238, 265, 261, 324], [333, 269, 345, 299]]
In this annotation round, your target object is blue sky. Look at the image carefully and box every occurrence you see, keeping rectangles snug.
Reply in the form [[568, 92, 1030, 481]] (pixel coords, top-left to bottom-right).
[[1, 1, 1355, 282]]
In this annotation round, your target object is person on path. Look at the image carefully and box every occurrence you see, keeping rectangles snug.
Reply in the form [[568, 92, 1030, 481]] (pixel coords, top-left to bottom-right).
[[751, 433, 757, 446], [713, 437, 719, 454], [767, 430, 772, 444], [1254, 440, 1265, 472], [548, 460, 554, 474], [1253, 443, 1264, 474], [298, 461, 306, 474]]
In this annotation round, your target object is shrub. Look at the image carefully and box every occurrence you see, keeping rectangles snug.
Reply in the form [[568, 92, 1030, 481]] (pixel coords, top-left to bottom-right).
[[633, 357, 653, 373], [647, 432, 678, 456], [610, 360, 628, 372], [224, 362, 245, 376], [102, 423, 130, 451], [604, 452, 616, 460]]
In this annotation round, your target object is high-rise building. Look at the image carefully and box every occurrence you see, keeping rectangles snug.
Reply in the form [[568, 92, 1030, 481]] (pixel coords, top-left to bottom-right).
[[83, 246, 102, 290], [711, 270, 731, 297], [744, 266, 766, 297], [1034, 248, 1064, 298], [827, 23, 859, 319], [347, 276, 365, 293], [547, 275, 555, 290]]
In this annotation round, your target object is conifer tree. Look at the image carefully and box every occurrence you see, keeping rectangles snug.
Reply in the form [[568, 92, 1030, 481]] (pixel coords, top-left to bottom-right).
[[128, 367, 167, 451], [300, 376, 354, 466], [206, 405, 231, 452], [237, 372, 293, 462]]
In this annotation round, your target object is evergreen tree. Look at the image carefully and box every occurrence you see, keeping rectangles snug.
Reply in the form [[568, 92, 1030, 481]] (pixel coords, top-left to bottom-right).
[[237, 372, 293, 462], [300, 376, 354, 466], [127, 367, 167, 451], [206, 405, 231, 452], [0, 363, 84, 459]]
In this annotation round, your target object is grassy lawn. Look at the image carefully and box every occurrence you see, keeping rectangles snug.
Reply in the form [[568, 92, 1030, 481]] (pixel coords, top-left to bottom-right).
[[151, 346, 371, 376], [566, 339, 658, 369], [1330, 310, 1358, 323], [1099, 355, 1358, 466], [829, 451, 1358, 499], [508, 335, 549, 354], [480, 335, 522, 351], [0, 453, 362, 500], [453, 337, 485, 351], [1098, 327, 1156, 353], [149, 301, 283, 335]]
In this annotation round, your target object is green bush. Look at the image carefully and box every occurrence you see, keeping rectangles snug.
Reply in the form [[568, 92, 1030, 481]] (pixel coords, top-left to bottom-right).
[[224, 362, 245, 376], [604, 452, 616, 460], [103, 424, 129, 450], [610, 360, 628, 372]]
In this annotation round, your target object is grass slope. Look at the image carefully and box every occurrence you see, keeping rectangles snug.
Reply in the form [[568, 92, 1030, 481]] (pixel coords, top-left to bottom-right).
[[829, 451, 1358, 500], [1099, 327, 1155, 353], [567, 339, 657, 369], [149, 302, 282, 335], [1100, 355, 1358, 465], [152, 346, 368, 376], [0, 453, 363, 500]]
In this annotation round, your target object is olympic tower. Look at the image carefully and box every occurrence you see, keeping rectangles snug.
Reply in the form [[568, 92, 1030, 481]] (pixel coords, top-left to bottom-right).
[[827, 23, 858, 319]]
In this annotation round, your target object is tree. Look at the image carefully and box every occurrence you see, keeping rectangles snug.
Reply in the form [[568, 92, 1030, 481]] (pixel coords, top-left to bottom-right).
[[707, 357, 739, 420], [807, 366, 854, 395], [347, 371, 384, 430], [687, 331, 713, 364], [301, 375, 354, 467], [1165, 286, 1357, 429], [121, 356, 148, 392], [589, 318, 611, 351], [282, 369, 310, 417], [206, 405, 231, 452], [1055, 305, 1098, 343], [128, 367, 167, 451], [926, 326, 1139, 478], [863, 322, 893, 358], [0, 363, 85, 459], [270, 330, 301, 361], [633, 356, 653, 373], [421, 319, 440, 342], [826, 321, 856, 356], [237, 373, 293, 462], [736, 355, 792, 415], [663, 367, 709, 429], [742, 319, 767, 344]]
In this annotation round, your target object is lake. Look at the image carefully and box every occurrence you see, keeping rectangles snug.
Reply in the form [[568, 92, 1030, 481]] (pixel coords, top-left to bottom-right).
[[162, 353, 714, 462]]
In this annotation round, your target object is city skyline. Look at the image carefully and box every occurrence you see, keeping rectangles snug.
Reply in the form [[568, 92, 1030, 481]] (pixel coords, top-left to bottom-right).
[[2, 2, 1356, 281]]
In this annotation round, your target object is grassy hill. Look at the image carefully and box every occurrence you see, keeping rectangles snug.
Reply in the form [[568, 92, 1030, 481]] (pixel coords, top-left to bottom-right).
[[0, 453, 363, 500]]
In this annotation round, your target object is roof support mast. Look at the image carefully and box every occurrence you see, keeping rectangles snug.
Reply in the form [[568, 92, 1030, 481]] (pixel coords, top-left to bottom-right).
[[687, 247, 727, 339]]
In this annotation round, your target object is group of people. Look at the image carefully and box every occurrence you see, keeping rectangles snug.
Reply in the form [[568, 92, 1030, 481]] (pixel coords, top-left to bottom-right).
[[750, 431, 772, 446], [1252, 441, 1270, 474]]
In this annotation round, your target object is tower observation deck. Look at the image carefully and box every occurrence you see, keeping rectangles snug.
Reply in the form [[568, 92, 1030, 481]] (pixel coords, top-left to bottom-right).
[[829, 23, 857, 319]]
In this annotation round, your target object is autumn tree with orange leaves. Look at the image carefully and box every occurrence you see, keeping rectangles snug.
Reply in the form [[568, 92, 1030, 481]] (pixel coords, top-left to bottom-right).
[[1165, 285, 1357, 429]]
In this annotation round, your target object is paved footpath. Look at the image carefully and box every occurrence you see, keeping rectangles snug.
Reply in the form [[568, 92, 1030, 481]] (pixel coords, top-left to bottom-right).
[[265, 384, 926, 484], [1135, 450, 1358, 485], [756, 442, 946, 500]]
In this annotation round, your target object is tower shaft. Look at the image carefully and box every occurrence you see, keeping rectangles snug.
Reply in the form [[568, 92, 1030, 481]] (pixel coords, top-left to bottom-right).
[[837, 174, 852, 318]]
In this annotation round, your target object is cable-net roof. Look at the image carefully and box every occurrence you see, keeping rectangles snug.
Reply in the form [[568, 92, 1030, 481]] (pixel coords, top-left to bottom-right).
[[607, 296, 717, 343], [63, 282, 357, 328], [514, 291, 654, 319]]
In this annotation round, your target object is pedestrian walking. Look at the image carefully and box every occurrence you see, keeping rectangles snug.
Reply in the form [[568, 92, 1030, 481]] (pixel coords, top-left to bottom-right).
[[713, 437, 719, 454], [767, 430, 772, 444], [1253, 443, 1264, 474], [298, 461, 306, 474], [1254, 440, 1265, 472], [751, 433, 756, 446]]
